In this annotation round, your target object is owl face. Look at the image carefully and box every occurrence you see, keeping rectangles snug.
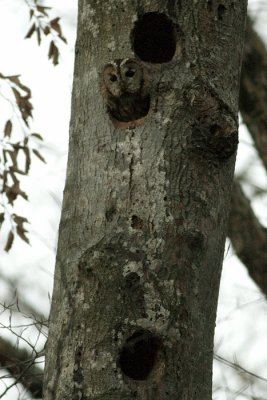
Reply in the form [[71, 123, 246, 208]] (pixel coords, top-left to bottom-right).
[[101, 58, 150, 124], [102, 59, 144, 97], [120, 59, 144, 94]]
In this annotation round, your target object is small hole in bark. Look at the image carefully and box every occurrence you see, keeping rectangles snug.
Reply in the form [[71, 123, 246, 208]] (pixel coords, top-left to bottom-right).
[[132, 13, 177, 63], [131, 215, 144, 229], [125, 272, 140, 289], [218, 4, 226, 20], [105, 207, 116, 222], [210, 124, 220, 134], [77, 351, 82, 357], [207, 0, 213, 11], [119, 330, 163, 380]]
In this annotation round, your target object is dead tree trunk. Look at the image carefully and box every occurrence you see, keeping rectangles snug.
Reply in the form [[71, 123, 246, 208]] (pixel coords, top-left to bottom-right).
[[43, 1, 247, 399]]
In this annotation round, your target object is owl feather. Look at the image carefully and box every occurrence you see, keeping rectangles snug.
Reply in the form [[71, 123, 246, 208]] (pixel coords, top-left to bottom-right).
[[100, 59, 150, 122]]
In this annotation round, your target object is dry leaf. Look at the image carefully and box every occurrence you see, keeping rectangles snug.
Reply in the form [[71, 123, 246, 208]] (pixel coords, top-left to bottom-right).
[[48, 41, 59, 65], [25, 23, 36, 39], [14, 214, 30, 244], [4, 120, 12, 137], [33, 148, 46, 163], [50, 17, 62, 35], [0, 213, 4, 224], [4, 231, 14, 252], [43, 26, 50, 35], [36, 5, 50, 17], [31, 132, 43, 141], [36, 27, 41, 46]]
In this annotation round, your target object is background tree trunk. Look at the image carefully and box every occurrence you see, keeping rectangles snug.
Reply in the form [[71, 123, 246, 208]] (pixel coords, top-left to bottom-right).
[[43, 1, 247, 399]]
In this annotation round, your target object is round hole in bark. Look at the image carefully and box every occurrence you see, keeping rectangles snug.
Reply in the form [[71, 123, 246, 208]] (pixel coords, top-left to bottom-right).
[[119, 330, 163, 380], [131, 215, 144, 229], [218, 4, 226, 20], [207, 0, 213, 11], [131, 13, 177, 63], [210, 124, 220, 134]]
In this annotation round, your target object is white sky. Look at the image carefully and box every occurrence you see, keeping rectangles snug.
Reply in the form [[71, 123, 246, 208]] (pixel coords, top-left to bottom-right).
[[0, 1, 267, 399]]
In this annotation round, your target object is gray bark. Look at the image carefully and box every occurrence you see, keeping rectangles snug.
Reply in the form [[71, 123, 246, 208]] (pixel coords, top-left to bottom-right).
[[44, 1, 247, 399]]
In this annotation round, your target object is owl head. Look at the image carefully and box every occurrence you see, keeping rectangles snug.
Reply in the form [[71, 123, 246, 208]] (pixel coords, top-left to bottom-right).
[[101, 58, 145, 98], [120, 58, 144, 94]]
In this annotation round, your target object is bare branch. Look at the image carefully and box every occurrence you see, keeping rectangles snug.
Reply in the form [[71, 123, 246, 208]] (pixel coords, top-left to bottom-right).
[[240, 17, 267, 170], [227, 19, 267, 295], [214, 353, 267, 384], [0, 337, 43, 398], [229, 181, 267, 296]]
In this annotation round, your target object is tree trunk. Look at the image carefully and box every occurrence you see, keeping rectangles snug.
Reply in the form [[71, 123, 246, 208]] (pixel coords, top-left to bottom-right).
[[43, 1, 247, 399]]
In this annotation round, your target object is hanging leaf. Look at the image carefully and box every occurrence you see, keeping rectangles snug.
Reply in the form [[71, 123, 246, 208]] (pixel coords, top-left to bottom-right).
[[43, 26, 51, 36], [33, 149, 46, 163], [0, 213, 4, 225], [29, 8, 34, 20], [50, 17, 62, 35], [11, 87, 22, 104], [59, 34, 67, 44], [23, 6, 67, 66], [11, 87, 33, 124], [48, 41, 59, 65], [4, 120, 12, 137], [6, 144, 31, 175], [0, 3, 68, 250], [14, 214, 30, 245], [13, 214, 28, 225], [31, 132, 44, 141], [5, 148, 19, 172], [36, 27, 41, 46], [17, 227, 30, 244], [50, 18, 67, 43], [36, 5, 51, 17], [22, 146, 31, 174], [5, 183, 28, 204], [4, 231, 14, 252], [8, 75, 31, 96], [25, 23, 36, 39]]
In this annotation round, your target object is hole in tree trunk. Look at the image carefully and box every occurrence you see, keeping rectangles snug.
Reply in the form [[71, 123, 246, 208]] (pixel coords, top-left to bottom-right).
[[131, 215, 144, 229], [131, 13, 178, 63], [100, 58, 151, 129], [119, 330, 163, 380], [217, 4, 226, 20]]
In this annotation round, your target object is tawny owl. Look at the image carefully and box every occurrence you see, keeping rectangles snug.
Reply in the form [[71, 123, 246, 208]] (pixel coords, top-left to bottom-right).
[[100, 58, 150, 122]]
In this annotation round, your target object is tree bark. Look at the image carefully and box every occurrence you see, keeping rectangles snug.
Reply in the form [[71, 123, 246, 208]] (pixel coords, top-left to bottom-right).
[[44, 1, 247, 399]]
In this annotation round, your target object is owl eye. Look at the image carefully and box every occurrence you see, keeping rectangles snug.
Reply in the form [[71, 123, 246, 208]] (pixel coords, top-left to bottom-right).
[[125, 69, 135, 78], [109, 74, 118, 82]]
